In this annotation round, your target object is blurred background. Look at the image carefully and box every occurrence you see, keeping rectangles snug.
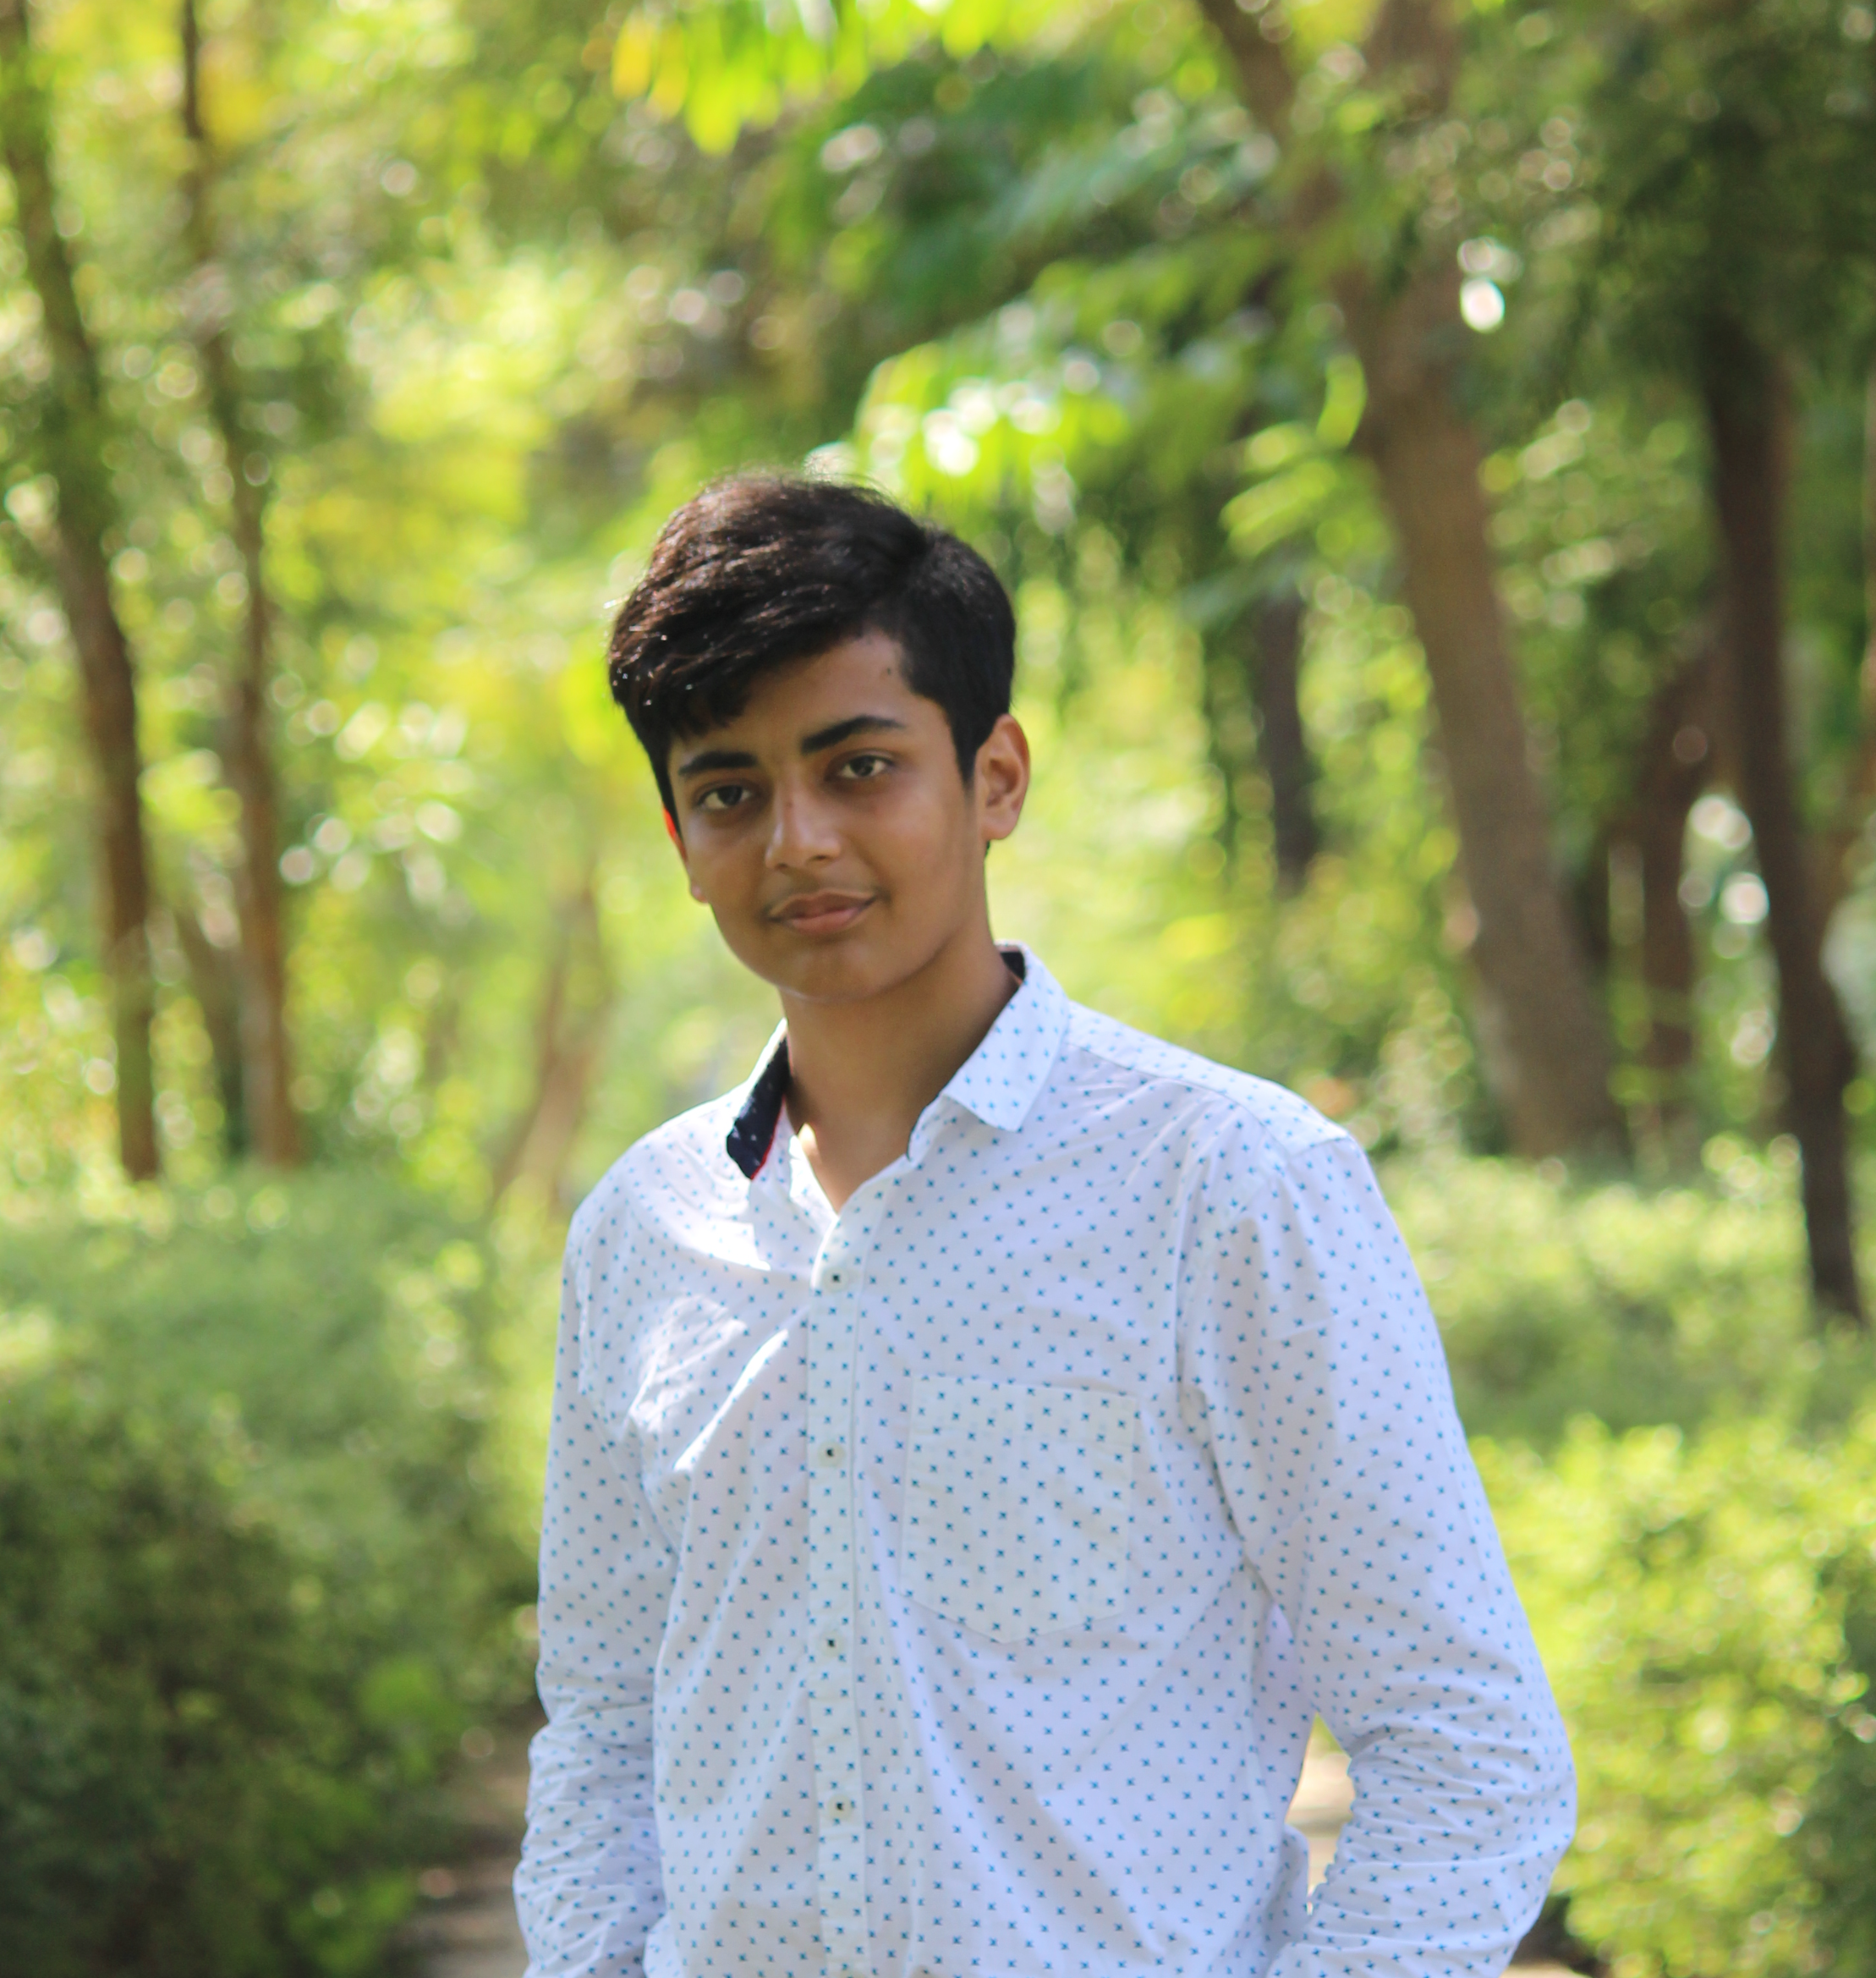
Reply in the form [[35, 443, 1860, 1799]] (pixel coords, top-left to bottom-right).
[[3, 0, 1876, 1972]]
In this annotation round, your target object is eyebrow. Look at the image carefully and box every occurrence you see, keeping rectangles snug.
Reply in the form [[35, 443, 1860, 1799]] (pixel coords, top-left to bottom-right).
[[674, 714, 908, 780], [799, 713, 907, 753], [674, 746, 758, 779]]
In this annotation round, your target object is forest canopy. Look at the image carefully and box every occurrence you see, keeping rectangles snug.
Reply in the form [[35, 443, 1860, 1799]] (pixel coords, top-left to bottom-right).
[[3, 0, 1872, 1307]]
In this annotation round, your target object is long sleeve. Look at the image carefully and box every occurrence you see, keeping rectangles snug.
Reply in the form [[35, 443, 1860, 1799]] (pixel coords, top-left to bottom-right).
[[516, 1211, 675, 1978], [1182, 1124, 1575, 1978]]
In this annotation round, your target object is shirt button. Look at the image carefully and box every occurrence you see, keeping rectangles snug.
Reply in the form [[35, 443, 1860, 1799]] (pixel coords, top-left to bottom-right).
[[817, 1628, 845, 1657], [815, 1439, 846, 1466], [827, 1794, 855, 1822]]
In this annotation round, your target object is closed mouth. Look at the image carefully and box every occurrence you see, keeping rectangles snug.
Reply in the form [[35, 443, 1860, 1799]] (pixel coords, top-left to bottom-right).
[[768, 891, 875, 935]]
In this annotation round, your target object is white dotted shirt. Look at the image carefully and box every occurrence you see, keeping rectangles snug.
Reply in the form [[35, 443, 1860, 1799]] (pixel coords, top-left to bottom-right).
[[517, 947, 1573, 1978]]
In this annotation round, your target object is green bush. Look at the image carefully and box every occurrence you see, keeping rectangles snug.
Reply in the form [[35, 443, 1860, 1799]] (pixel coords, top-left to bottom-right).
[[0, 1170, 548, 1975], [1386, 1154, 1876, 1443], [0, 1382, 436, 1977], [9, 1152, 1871, 1978], [1481, 1412, 1876, 1978]]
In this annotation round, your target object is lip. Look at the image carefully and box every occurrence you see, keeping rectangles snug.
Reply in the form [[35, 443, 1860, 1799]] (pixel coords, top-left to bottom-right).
[[768, 891, 875, 937]]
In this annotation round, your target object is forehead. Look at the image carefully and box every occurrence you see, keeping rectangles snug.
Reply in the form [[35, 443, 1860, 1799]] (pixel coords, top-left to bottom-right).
[[679, 630, 935, 748]]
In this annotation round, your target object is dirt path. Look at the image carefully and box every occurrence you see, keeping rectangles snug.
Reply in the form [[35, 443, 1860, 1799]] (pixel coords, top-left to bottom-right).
[[408, 1722, 533, 1978]]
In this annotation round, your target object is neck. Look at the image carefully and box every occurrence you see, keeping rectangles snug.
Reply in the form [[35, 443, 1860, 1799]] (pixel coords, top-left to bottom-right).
[[781, 920, 1018, 1211]]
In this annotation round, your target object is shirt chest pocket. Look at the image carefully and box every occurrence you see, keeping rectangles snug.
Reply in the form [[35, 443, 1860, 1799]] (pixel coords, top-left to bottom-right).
[[899, 1375, 1138, 1644]]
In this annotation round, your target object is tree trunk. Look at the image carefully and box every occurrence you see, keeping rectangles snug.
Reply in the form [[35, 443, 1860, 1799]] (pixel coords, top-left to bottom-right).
[[1576, 828, 1614, 980], [1355, 280, 1623, 1155], [1238, 589, 1319, 890], [1198, 0, 1622, 1157], [1859, 360, 1876, 839], [1634, 808, 1698, 1111], [1817, 363, 1876, 926], [179, 0, 299, 1165], [1622, 645, 1717, 1151], [1702, 326, 1863, 1322], [171, 897, 250, 1158], [490, 880, 615, 1206], [0, 0, 160, 1179]]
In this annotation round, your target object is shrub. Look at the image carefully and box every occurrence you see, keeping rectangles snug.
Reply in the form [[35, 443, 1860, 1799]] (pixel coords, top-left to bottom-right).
[[0, 1172, 540, 1692], [0, 1382, 440, 1977], [1480, 1412, 1876, 1978], [0, 1170, 549, 1975], [1385, 1155, 1875, 1444]]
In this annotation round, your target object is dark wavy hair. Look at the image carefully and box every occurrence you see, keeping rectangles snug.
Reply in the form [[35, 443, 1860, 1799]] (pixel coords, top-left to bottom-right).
[[606, 475, 1016, 817]]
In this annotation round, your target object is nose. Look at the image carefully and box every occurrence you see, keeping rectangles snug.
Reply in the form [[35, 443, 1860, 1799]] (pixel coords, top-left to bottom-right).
[[765, 776, 841, 871]]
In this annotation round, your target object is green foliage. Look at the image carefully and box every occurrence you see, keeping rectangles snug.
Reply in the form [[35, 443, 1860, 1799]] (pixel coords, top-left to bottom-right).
[[1479, 394, 1709, 833], [1807, 1554, 1876, 1970], [0, 1382, 430, 1977], [0, 1170, 540, 1631], [1482, 1409, 1876, 1978], [1391, 1151, 1876, 1445], [608, 0, 1067, 156], [1413, 1149, 1876, 1972], [1550, 0, 1876, 373], [0, 1170, 548, 1977], [6, 0, 1874, 1195]]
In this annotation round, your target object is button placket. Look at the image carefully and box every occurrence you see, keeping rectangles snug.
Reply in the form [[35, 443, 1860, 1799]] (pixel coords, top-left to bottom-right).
[[807, 1205, 872, 1975]]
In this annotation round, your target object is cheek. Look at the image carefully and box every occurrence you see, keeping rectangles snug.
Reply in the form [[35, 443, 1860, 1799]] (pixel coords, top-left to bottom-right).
[[683, 834, 758, 907], [866, 783, 977, 880]]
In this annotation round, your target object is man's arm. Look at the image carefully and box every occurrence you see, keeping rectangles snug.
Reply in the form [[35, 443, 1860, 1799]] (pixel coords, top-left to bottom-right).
[[516, 1214, 674, 1978], [1183, 1121, 1575, 1978]]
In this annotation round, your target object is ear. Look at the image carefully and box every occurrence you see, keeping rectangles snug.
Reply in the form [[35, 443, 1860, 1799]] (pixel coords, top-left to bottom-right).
[[974, 714, 1030, 848]]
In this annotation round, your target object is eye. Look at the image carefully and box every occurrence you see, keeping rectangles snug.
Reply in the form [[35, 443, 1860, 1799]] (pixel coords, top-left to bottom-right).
[[835, 752, 892, 783], [694, 783, 750, 814]]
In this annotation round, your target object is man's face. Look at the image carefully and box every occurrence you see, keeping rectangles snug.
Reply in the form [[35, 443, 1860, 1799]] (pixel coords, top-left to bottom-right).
[[665, 630, 1029, 1004]]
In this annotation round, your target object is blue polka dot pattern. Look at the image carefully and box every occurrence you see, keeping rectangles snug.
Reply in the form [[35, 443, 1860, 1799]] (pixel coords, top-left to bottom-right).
[[516, 947, 1574, 1978]]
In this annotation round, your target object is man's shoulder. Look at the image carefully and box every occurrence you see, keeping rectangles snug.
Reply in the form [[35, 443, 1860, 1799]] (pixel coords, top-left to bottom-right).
[[1056, 996, 1351, 1168], [568, 1089, 744, 1256]]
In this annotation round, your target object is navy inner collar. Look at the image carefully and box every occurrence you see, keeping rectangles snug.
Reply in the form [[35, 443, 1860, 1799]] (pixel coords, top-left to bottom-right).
[[723, 948, 1029, 1182], [725, 1038, 792, 1181]]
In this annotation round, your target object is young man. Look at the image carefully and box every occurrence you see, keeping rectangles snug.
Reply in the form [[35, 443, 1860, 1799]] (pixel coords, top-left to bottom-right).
[[516, 475, 1573, 1978]]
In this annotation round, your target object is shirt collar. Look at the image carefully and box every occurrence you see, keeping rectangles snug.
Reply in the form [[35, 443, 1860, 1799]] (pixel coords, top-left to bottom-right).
[[723, 943, 1067, 1180], [724, 1025, 793, 1182]]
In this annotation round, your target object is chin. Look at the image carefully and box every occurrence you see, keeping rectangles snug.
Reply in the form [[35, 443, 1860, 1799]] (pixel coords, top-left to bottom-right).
[[758, 927, 942, 1007], [773, 946, 902, 1005]]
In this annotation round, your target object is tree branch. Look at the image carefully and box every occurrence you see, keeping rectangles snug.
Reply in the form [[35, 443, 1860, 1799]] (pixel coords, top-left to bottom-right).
[[0, 0, 161, 1179], [490, 876, 616, 1206], [1816, 362, 1876, 928], [178, 0, 299, 1165], [1191, 0, 1296, 137]]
